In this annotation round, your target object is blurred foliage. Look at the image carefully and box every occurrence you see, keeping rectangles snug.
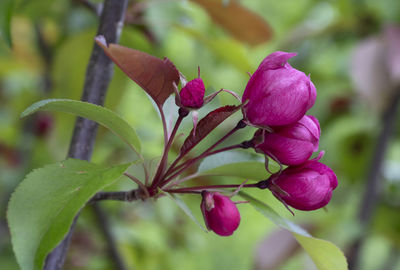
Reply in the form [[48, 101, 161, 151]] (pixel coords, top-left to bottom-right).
[[1, 0, 400, 269]]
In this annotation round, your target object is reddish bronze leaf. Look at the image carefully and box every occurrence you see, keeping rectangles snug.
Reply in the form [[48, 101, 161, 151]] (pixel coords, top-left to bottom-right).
[[95, 35, 180, 106], [192, 0, 273, 46], [180, 105, 240, 156]]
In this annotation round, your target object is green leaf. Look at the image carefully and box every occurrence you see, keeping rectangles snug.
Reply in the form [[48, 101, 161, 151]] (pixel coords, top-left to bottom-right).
[[21, 99, 141, 154], [0, 0, 14, 47], [162, 190, 207, 232], [240, 192, 348, 270], [7, 159, 130, 270], [293, 233, 348, 270], [198, 151, 279, 180]]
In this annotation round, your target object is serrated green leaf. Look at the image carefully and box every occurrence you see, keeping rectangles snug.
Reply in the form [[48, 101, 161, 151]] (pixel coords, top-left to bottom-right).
[[162, 190, 207, 232], [240, 192, 348, 270], [0, 0, 14, 47], [7, 159, 130, 270], [198, 151, 278, 180], [21, 99, 141, 154]]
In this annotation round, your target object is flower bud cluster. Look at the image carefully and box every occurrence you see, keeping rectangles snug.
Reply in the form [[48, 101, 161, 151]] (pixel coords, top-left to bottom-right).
[[173, 52, 337, 236], [98, 38, 339, 238], [243, 52, 337, 211]]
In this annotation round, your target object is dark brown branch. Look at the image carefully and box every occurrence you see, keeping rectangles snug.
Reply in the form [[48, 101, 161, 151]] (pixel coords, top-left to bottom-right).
[[72, 0, 103, 16], [90, 189, 142, 203], [43, 0, 128, 269], [347, 89, 400, 270], [91, 204, 127, 270]]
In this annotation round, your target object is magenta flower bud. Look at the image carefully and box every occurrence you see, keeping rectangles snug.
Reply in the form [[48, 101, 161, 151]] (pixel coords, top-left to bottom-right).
[[242, 51, 316, 127], [268, 160, 337, 211], [200, 191, 240, 236], [179, 78, 205, 108], [255, 115, 320, 165]]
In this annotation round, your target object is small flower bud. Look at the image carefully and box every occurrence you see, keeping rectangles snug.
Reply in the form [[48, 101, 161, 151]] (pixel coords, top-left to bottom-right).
[[269, 160, 337, 211], [179, 78, 205, 109], [242, 51, 316, 127], [34, 113, 53, 137], [255, 115, 320, 165], [200, 191, 240, 236]]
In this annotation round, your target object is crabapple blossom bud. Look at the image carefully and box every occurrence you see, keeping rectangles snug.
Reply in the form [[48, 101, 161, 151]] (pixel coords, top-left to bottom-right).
[[200, 191, 240, 236], [180, 78, 205, 108], [268, 160, 337, 211], [242, 51, 316, 127], [255, 115, 320, 165], [34, 113, 53, 137]]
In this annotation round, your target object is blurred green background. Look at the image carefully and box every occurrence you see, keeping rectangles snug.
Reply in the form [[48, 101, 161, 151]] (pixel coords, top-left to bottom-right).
[[1, 0, 400, 269]]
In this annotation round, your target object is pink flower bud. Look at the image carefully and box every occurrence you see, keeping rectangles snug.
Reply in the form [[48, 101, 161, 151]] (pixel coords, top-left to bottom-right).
[[255, 115, 320, 165], [179, 78, 205, 108], [242, 51, 316, 127], [200, 191, 240, 236], [269, 160, 337, 211]]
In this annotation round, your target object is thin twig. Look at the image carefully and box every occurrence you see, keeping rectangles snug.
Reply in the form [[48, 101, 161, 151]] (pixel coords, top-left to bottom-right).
[[44, 0, 128, 269], [124, 172, 149, 198], [90, 189, 141, 202], [91, 204, 127, 270], [347, 89, 400, 270], [72, 0, 103, 16]]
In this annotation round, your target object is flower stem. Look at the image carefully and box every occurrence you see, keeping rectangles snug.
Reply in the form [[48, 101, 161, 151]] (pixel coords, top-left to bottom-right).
[[164, 173, 200, 189], [158, 103, 168, 147], [150, 108, 189, 191], [161, 120, 246, 186], [164, 183, 258, 194], [124, 172, 149, 198]]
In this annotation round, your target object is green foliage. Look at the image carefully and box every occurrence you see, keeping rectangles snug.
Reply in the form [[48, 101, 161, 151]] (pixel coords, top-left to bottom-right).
[[177, 27, 252, 73], [3, 0, 400, 269], [0, 0, 14, 48], [293, 234, 348, 270], [198, 150, 279, 179], [21, 99, 142, 154], [199, 161, 267, 179], [162, 191, 207, 232], [240, 192, 348, 270], [323, 115, 374, 182], [7, 159, 130, 270]]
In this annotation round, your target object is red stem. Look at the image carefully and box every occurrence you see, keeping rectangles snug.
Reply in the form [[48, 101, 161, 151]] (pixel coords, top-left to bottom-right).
[[158, 104, 168, 147], [150, 110, 187, 191], [204, 144, 242, 156], [164, 183, 258, 193], [161, 123, 244, 186]]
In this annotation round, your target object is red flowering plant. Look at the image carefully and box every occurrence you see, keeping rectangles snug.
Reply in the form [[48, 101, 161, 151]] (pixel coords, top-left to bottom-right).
[[9, 36, 346, 270], [90, 37, 337, 234]]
